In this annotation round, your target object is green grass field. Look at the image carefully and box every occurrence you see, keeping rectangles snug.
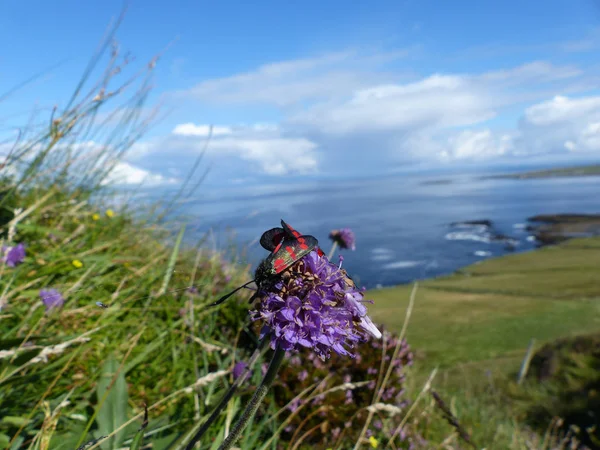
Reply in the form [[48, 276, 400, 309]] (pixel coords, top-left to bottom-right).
[[369, 237, 600, 369], [366, 237, 600, 448]]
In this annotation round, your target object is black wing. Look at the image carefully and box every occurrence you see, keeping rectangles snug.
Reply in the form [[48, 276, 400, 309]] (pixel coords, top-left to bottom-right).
[[259, 227, 286, 251]]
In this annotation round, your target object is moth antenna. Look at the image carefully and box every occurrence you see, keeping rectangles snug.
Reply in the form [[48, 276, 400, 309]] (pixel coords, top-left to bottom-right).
[[207, 279, 256, 308]]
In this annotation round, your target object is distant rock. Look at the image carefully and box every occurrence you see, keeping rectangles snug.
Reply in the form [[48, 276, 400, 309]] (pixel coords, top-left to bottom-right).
[[420, 179, 453, 186], [526, 213, 600, 246], [446, 219, 519, 250], [450, 219, 493, 228]]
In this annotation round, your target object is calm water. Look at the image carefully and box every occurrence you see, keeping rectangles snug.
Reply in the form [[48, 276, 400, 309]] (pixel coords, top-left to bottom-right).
[[171, 172, 600, 289]]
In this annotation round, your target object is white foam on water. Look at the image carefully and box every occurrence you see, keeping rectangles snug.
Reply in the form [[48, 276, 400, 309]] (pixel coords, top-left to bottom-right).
[[526, 235, 537, 242], [445, 232, 491, 243], [371, 247, 394, 254], [372, 255, 394, 262], [513, 223, 527, 229], [370, 247, 395, 261], [382, 260, 423, 270], [474, 250, 492, 257]]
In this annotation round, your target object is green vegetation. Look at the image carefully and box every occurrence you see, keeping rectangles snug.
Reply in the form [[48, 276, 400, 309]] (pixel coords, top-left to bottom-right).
[[485, 164, 600, 180], [368, 236, 600, 448], [0, 35, 420, 450], [2, 27, 599, 450]]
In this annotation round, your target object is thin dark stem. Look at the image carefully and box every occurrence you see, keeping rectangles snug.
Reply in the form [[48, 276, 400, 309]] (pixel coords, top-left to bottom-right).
[[183, 338, 268, 450], [217, 348, 286, 450]]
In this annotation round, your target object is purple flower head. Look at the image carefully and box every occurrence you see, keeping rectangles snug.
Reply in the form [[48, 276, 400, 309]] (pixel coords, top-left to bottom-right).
[[251, 250, 381, 361], [344, 389, 353, 404], [329, 228, 356, 251], [3, 243, 26, 267], [39, 289, 64, 312], [232, 361, 249, 381]]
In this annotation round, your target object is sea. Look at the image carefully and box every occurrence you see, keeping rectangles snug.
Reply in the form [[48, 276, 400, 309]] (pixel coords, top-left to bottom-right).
[[151, 167, 600, 290]]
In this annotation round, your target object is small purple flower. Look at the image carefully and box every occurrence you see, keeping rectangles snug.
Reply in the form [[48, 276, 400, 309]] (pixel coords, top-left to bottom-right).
[[187, 286, 198, 295], [232, 361, 249, 381], [40, 289, 64, 312], [332, 427, 341, 440], [298, 369, 308, 382], [344, 390, 353, 404], [288, 397, 302, 412], [329, 228, 356, 251], [3, 243, 26, 267]]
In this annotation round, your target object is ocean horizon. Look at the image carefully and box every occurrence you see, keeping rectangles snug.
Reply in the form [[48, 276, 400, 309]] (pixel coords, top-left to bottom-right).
[[150, 166, 600, 289]]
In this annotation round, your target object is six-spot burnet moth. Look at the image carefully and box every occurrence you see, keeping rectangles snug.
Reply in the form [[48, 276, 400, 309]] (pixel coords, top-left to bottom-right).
[[207, 220, 322, 307]]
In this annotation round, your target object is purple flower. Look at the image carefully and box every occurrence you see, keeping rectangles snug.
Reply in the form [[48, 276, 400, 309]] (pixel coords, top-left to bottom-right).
[[288, 397, 302, 412], [3, 243, 25, 267], [232, 361, 249, 381], [187, 286, 198, 295], [329, 228, 356, 251], [39, 289, 64, 312], [251, 250, 381, 361], [344, 390, 353, 404]]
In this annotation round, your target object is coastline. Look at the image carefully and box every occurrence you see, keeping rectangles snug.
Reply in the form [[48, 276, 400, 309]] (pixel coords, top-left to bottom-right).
[[367, 234, 600, 368], [482, 163, 600, 180]]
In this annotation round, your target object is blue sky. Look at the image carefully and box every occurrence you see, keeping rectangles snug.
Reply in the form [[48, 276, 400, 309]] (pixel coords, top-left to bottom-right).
[[1, 0, 600, 187]]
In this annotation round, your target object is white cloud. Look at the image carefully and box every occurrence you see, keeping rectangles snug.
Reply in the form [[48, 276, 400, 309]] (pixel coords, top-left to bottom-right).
[[184, 49, 412, 107], [523, 95, 600, 126], [209, 136, 317, 175], [513, 95, 600, 155], [290, 74, 495, 134], [102, 162, 179, 186], [130, 123, 318, 177], [445, 130, 513, 160], [137, 55, 600, 179], [172, 123, 233, 137]]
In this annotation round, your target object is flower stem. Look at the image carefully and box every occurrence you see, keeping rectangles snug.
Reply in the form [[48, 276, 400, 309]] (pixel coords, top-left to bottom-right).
[[327, 241, 338, 260], [217, 348, 286, 450], [183, 338, 268, 450]]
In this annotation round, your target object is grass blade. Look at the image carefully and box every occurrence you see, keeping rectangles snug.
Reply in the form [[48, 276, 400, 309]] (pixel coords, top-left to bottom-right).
[[157, 225, 185, 297], [95, 354, 128, 450]]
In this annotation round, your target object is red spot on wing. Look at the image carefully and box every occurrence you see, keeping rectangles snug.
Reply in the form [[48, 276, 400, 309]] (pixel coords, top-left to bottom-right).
[[273, 241, 283, 253], [285, 222, 301, 238], [296, 236, 309, 250], [317, 247, 324, 257], [285, 246, 297, 260], [274, 258, 287, 273]]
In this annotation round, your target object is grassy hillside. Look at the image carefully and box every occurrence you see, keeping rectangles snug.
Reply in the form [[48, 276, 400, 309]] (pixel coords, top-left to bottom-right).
[[367, 237, 600, 448], [368, 237, 600, 368], [484, 164, 600, 180]]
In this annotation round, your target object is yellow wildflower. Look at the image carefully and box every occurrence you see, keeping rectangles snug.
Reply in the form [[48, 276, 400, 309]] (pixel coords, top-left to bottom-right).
[[92, 213, 100, 221], [105, 209, 114, 218], [369, 436, 378, 448], [72, 259, 83, 268]]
